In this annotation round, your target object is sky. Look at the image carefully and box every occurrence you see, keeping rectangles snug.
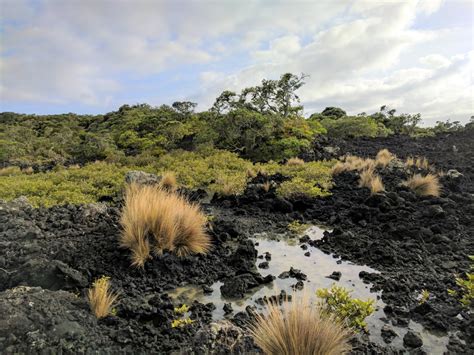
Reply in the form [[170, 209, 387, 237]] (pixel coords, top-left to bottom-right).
[[0, 0, 473, 125]]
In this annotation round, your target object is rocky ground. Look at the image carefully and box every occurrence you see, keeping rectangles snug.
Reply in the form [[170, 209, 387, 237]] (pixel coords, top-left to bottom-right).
[[1, 130, 473, 354]]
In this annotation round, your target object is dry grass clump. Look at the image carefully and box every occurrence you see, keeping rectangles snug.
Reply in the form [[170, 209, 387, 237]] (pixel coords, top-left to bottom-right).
[[22, 167, 34, 175], [246, 168, 257, 178], [405, 156, 429, 170], [404, 174, 440, 197], [249, 293, 351, 355], [358, 169, 384, 194], [375, 149, 395, 168], [87, 276, 119, 318], [331, 156, 375, 176], [286, 157, 305, 166], [262, 181, 271, 192], [120, 183, 211, 267], [159, 171, 177, 191]]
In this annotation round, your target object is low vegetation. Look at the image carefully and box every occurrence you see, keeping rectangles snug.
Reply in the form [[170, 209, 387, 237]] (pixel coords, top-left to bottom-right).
[[286, 157, 305, 166], [405, 156, 430, 170], [316, 284, 375, 330], [448, 256, 474, 308], [358, 169, 385, 195], [249, 293, 351, 355], [120, 183, 211, 267], [87, 276, 119, 319], [404, 174, 441, 197], [375, 149, 395, 167]]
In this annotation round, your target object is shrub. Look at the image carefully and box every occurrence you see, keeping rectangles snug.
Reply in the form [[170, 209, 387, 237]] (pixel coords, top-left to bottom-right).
[[120, 184, 211, 267], [375, 149, 394, 167], [288, 220, 310, 234], [0, 166, 21, 176], [319, 116, 390, 138], [286, 157, 305, 166], [249, 293, 351, 355], [0, 162, 129, 207], [404, 174, 440, 197], [317, 285, 375, 330], [359, 169, 384, 194], [87, 276, 119, 319], [278, 177, 331, 199]]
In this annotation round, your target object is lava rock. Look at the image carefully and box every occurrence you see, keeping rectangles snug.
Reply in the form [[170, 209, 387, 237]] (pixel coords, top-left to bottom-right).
[[381, 325, 398, 344], [125, 170, 161, 185], [403, 330, 423, 348], [223, 303, 233, 315], [258, 261, 269, 269], [326, 271, 341, 281]]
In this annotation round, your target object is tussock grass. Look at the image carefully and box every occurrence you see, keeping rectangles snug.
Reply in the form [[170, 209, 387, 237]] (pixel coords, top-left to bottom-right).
[[405, 156, 429, 170], [286, 157, 305, 166], [22, 167, 34, 175], [404, 174, 440, 197], [159, 171, 177, 191], [332, 156, 375, 175], [375, 149, 394, 168], [262, 181, 271, 192], [249, 293, 351, 355], [87, 276, 119, 319], [359, 169, 384, 194], [120, 183, 211, 267]]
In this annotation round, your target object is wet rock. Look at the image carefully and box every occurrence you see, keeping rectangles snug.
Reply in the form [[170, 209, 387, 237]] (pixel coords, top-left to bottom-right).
[[327, 271, 341, 281], [220, 273, 273, 299], [223, 303, 233, 315], [228, 240, 258, 273], [264, 252, 271, 261], [299, 235, 311, 243], [403, 330, 423, 348], [381, 325, 398, 343], [291, 280, 304, 291], [202, 285, 213, 294], [258, 261, 269, 269], [304, 252, 310, 257], [278, 267, 307, 281], [278, 271, 290, 279], [255, 290, 290, 306], [125, 171, 161, 185]]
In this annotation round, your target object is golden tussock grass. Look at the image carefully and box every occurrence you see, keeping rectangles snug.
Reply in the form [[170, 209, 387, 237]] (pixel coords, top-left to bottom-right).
[[159, 171, 177, 191], [286, 157, 305, 166], [120, 183, 211, 267], [359, 169, 384, 194], [87, 276, 119, 318], [404, 174, 440, 197], [22, 167, 34, 175], [405, 156, 429, 170], [375, 149, 395, 168], [332, 156, 375, 176], [246, 168, 257, 179], [249, 293, 351, 355], [262, 181, 271, 192]]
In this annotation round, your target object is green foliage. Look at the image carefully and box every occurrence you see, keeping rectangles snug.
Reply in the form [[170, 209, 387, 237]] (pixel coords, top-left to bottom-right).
[[316, 284, 375, 330], [418, 289, 430, 305], [319, 116, 391, 138], [320, 107, 347, 119], [273, 160, 334, 199], [371, 105, 421, 135], [212, 73, 306, 117], [0, 162, 130, 207], [448, 256, 474, 308]]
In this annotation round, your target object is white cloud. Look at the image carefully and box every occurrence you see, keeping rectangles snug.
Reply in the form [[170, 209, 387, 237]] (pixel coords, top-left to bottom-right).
[[0, 0, 471, 124]]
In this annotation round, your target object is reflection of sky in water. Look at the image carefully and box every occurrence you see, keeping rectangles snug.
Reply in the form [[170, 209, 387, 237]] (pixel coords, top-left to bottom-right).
[[168, 226, 450, 354]]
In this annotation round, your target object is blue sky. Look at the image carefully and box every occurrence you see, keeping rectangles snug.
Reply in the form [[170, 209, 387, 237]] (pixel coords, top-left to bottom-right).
[[0, 0, 472, 125]]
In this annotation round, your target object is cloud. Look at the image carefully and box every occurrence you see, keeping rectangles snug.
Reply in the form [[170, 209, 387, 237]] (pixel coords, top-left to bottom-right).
[[0, 0, 471, 124]]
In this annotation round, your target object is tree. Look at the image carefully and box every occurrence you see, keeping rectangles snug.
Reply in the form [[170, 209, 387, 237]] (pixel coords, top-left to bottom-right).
[[172, 101, 198, 116], [320, 107, 346, 119], [211, 73, 307, 117]]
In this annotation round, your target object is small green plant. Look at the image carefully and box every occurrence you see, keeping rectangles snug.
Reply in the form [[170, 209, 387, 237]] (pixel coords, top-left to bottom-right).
[[174, 304, 190, 315], [316, 284, 375, 330], [171, 318, 194, 328], [418, 289, 430, 304], [287, 220, 310, 234], [171, 303, 194, 328], [448, 256, 474, 308]]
